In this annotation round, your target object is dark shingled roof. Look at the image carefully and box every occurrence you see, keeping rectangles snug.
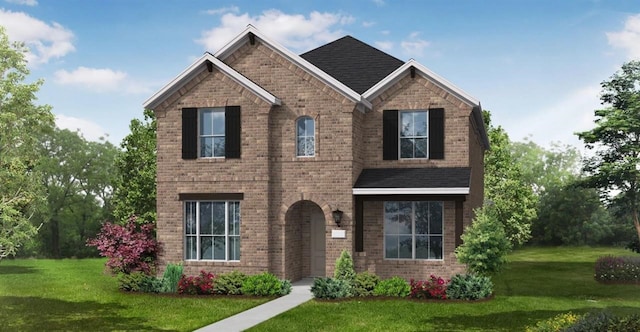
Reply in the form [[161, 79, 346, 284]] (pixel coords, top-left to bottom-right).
[[354, 168, 471, 189], [300, 36, 404, 94]]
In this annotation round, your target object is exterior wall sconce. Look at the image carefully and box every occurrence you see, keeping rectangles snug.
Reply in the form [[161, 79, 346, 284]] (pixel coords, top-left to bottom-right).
[[332, 208, 344, 227]]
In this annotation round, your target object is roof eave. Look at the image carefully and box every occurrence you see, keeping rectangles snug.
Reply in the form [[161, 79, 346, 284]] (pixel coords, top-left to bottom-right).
[[352, 187, 470, 195], [363, 59, 479, 107]]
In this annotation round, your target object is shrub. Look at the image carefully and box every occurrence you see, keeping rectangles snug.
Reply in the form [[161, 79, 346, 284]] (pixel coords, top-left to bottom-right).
[[242, 272, 282, 296], [178, 270, 215, 295], [455, 206, 511, 275], [594, 255, 640, 282], [525, 312, 581, 332], [334, 249, 356, 283], [280, 279, 292, 296], [626, 239, 640, 254], [118, 272, 163, 293], [160, 263, 183, 293], [310, 277, 351, 299], [446, 274, 493, 300], [352, 271, 380, 297], [373, 276, 410, 297], [86, 215, 159, 275], [409, 275, 448, 300], [214, 270, 247, 295], [563, 312, 640, 332]]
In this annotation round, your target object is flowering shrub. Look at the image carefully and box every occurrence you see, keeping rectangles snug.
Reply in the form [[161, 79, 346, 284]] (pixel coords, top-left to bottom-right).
[[409, 275, 448, 299], [86, 215, 159, 275], [594, 255, 640, 282], [178, 270, 216, 295], [525, 312, 581, 332]]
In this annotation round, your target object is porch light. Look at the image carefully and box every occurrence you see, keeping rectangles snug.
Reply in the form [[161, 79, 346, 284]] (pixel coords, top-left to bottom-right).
[[332, 208, 344, 227]]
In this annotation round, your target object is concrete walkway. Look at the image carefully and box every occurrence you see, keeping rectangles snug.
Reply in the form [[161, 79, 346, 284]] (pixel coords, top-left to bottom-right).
[[195, 278, 314, 332]]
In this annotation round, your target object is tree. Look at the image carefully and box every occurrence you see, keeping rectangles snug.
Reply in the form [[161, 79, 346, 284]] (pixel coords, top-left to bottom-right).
[[0, 26, 55, 260], [577, 60, 640, 243], [483, 111, 537, 246], [112, 109, 157, 223]]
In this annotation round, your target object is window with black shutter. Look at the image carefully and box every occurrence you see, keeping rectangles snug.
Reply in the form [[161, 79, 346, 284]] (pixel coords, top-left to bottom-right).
[[181, 106, 241, 159], [382, 108, 444, 160]]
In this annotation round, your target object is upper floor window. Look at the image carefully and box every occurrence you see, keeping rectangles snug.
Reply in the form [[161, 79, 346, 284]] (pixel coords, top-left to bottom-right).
[[400, 111, 428, 159], [200, 108, 225, 158], [296, 116, 315, 157]]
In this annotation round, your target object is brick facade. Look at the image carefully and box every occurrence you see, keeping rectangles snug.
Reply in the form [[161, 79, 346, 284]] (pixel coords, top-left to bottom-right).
[[149, 27, 486, 281]]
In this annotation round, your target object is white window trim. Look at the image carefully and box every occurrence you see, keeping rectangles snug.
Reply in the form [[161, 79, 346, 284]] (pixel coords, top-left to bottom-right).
[[383, 201, 444, 261], [399, 110, 429, 160], [198, 108, 226, 159], [296, 116, 315, 157], [184, 200, 240, 262]]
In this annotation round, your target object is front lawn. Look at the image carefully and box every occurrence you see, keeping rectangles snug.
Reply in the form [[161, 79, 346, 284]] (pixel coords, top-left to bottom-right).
[[250, 247, 640, 331], [0, 259, 268, 331]]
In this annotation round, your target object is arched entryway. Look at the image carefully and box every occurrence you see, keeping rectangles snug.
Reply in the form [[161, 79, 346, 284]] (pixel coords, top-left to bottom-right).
[[283, 200, 326, 281]]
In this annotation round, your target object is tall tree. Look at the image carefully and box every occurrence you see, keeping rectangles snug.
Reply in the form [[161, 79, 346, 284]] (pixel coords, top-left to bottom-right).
[[0, 26, 55, 260], [112, 109, 157, 223], [577, 60, 640, 242], [483, 111, 537, 246]]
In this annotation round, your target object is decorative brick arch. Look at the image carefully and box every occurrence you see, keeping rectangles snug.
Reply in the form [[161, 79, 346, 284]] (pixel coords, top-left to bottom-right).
[[279, 192, 334, 224]]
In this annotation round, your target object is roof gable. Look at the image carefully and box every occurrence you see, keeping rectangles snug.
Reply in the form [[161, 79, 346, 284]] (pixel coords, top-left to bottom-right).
[[300, 36, 404, 94]]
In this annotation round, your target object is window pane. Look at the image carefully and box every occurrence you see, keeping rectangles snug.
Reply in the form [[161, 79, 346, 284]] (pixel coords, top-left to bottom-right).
[[201, 236, 213, 260], [414, 112, 427, 136], [400, 138, 414, 158], [384, 202, 398, 235], [200, 111, 212, 135], [305, 137, 315, 156], [297, 118, 306, 137], [429, 202, 443, 234], [415, 138, 427, 158], [429, 236, 443, 259], [228, 236, 240, 260], [200, 137, 213, 157], [385, 235, 398, 259], [185, 202, 197, 235], [401, 112, 413, 137], [399, 235, 412, 259], [213, 137, 225, 157], [185, 236, 197, 260], [228, 202, 240, 236], [211, 202, 225, 235], [398, 202, 412, 234], [212, 111, 225, 135], [414, 202, 429, 235], [213, 236, 226, 260], [415, 235, 429, 259], [199, 202, 213, 235], [305, 118, 314, 136]]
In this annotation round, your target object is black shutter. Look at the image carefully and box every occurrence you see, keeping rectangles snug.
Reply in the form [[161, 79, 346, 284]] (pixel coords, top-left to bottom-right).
[[182, 108, 198, 160], [225, 106, 241, 159], [429, 108, 444, 159], [382, 110, 398, 160]]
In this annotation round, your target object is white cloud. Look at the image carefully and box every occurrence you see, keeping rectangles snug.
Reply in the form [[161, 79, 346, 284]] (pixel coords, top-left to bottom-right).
[[55, 114, 110, 142], [374, 40, 393, 52], [362, 21, 375, 28], [372, 0, 385, 6], [5, 0, 38, 6], [606, 13, 640, 60], [203, 6, 239, 15], [197, 9, 355, 53], [400, 32, 430, 58], [54, 67, 127, 91], [0, 9, 74, 64], [505, 86, 600, 149]]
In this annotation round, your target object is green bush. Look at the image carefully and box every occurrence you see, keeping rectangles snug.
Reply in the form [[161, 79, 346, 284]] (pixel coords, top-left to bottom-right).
[[118, 272, 162, 293], [241, 272, 282, 296], [352, 271, 380, 297], [334, 249, 356, 283], [160, 263, 183, 293], [525, 312, 580, 332], [563, 312, 640, 332], [594, 255, 640, 282], [455, 206, 512, 275], [214, 270, 247, 295], [280, 279, 292, 296], [373, 276, 410, 297], [446, 274, 493, 300], [310, 277, 351, 299]]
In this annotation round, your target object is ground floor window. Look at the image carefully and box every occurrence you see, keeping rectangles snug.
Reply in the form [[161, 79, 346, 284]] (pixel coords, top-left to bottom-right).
[[384, 201, 443, 260], [185, 201, 240, 261]]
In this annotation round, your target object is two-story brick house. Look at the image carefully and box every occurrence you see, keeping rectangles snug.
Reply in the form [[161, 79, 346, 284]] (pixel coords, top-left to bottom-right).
[[143, 25, 489, 281]]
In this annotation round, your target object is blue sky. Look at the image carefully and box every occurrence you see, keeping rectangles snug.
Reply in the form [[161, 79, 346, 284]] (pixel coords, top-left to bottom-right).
[[2, 0, 639, 150]]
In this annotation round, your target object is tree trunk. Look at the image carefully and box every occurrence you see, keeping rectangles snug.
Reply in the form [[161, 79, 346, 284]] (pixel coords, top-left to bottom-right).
[[634, 212, 640, 244], [51, 218, 60, 258]]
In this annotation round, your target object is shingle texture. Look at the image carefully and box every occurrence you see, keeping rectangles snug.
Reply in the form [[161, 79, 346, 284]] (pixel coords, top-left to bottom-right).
[[354, 167, 471, 189], [300, 36, 404, 94]]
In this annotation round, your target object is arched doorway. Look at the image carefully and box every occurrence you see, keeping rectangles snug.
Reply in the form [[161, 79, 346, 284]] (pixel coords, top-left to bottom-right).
[[284, 200, 326, 281]]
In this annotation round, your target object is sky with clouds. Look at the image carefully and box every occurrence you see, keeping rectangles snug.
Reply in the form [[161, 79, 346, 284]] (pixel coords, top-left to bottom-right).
[[1, 0, 639, 150]]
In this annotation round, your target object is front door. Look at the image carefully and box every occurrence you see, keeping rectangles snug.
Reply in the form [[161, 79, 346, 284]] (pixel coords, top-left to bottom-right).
[[310, 211, 326, 277]]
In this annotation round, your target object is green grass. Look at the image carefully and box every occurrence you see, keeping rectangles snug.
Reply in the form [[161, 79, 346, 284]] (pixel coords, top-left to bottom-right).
[[249, 247, 640, 332], [0, 258, 268, 331]]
